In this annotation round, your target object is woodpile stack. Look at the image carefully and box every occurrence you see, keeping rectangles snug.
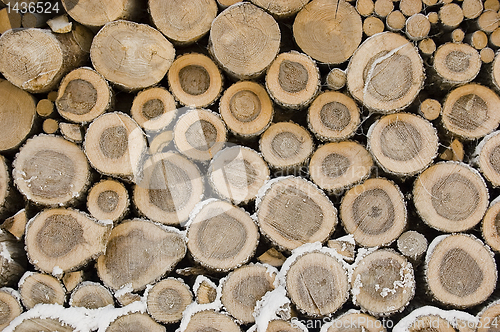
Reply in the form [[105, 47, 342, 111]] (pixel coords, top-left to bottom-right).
[[3, 0, 500, 331]]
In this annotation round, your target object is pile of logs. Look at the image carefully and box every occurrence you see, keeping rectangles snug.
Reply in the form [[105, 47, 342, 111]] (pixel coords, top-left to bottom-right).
[[3, 0, 500, 331]]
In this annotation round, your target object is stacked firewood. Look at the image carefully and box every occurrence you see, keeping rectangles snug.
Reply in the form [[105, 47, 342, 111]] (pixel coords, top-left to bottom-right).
[[2, 0, 500, 331]]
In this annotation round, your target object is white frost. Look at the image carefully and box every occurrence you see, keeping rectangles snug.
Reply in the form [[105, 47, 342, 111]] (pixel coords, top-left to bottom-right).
[[393, 306, 478, 332], [51, 266, 63, 278], [0, 242, 13, 263], [253, 285, 291, 332]]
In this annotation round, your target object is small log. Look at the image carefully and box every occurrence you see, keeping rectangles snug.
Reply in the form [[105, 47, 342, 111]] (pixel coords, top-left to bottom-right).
[[413, 162, 489, 232], [146, 278, 193, 324], [386, 10, 406, 31], [87, 179, 129, 224], [256, 176, 337, 251], [182, 310, 241, 332], [441, 84, 500, 139], [440, 138, 464, 161], [69, 281, 114, 309], [452, 28, 466, 43], [367, 112, 438, 176], [47, 15, 72, 34], [61, 0, 141, 28], [107, 313, 166, 332], [309, 141, 373, 193], [42, 119, 58, 134], [2, 209, 27, 240], [187, 200, 259, 271], [0, 155, 9, 217], [478, 300, 500, 332], [148, 130, 173, 155], [0, 79, 36, 152], [194, 276, 217, 304], [208, 146, 270, 205], [325, 68, 347, 91], [209, 2, 280, 79], [374, 0, 393, 18], [478, 10, 499, 33], [491, 52, 500, 91], [327, 238, 355, 262], [8, 317, 74, 332], [18, 272, 65, 309], [294, 0, 362, 64], [97, 219, 186, 291], [219, 81, 274, 138], [84, 112, 147, 181], [250, 0, 309, 18], [475, 131, 500, 186], [0, 287, 22, 330], [221, 264, 276, 323], [285, 251, 349, 317], [419, 98, 441, 121], [425, 234, 497, 308], [265, 51, 320, 110], [485, 0, 500, 11], [265, 320, 304, 332], [257, 248, 286, 267], [400, 0, 422, 17], [0, 25, 92, 93], [56, 67, 113, 124], [36, 99, 54, 118], [469, 30, 489, 49], [347, 32, 424, 113], [133, 152, 204, 225], [363, 16, 385, 37], [356, 0, 375, 17], [0, 8, 21, 33], [115, 291, 141, 307], [0, 229, 26, 287], [341, 178, 406, 247], [25, 208, 111, 275], [462, 0, 483, 19], [397, 230, 428, 264], [62, 270, 83, 292], [323, 312, 385, 332], [149, 0, 217, 45], [130, 87, 177, 133], [418, 38, 437, 56], [90, 20, 175, 91], [259, 122, 314, 170], [405, 14, 431, 41], [481, 47, 495, 63], [167, 53, 223, 108], [481, 196, 500, 253], [13, 134, 90, 207], [173, 109, 227, 162], [491, 28, 500, 47], [439, 4, 464, 29], [59, 123, 83, 144], [351, 249, 414, 316]]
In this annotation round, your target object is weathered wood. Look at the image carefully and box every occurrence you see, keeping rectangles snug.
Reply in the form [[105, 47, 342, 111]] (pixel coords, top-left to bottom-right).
[[2, 209, 27, 240], [221, 264, 275, 323], [265, 320, 304, 332], [0, 287, 22, 330], [323, 312, 385, 332], [187, 200, 259, 271], [0, 25, 92, 93], [469, 30, 489, 50], [134, 152, 204, 225], [363, 16, 385, 37], [481, 197, 500, 252], [183, 310, 241, 332], [418, 38, 436, 56], [400, 0, 422, 17], [414, 162, 489, 232], [452, 28, 466, 43], [146, 278, 192, 324], [0, 80, 36, 152], [432, 43, 481, 87], [477, 10, 499, 33], [209, 2, 280, 79], [208, 146, 270, 205], [130, 87, 177, 133], [285, 251, 349, 317], [173, 109, 227, 162], [61, 270, 83, 292], [250, 0, 309, 18], [439, 3, 464, 29], [219, 81, 274, 138], [56, 67, 112, 124], [149, 0, 217, 45], [351, 249, 414, 316], [259, 122, 314, 170], [475, 131, 500, 186], [167, 53, 223, 108], [386, 10, 406, 31], [13, 134, 90, 206], [405, 13, 431, 40], [87, 179, 129, 223], [0, 155, 10, 217], [478, 300, 500, 332], [59, 123, 83, 144], [397, 230, 428, 264], [356, 0, 375, 17], [69, 281, 114, 309], [18, 272, 65, 309], [257, 248, 286, 267], [294, 0, 362, 64], [84, 112, 147, 181], [425, 234, 497, 308], [0, 229, 26, 287], [341, 178, 406, 247], [347, 32, 424, 113], [265, 51, 320, 110], [309, 141, 373, 193], [368, 113, 438, 176], [419, 98, 441, 121], [256, 176, 337, 251], [62, 0, 141, 28], [25, 208, 111, 274], [107, 313, 166, 332], [394, 307, 477, 332], [97, 219, 186, 291], [90, 20, 175, 91], [462, 0, 483, 19], [374, 0, 393, 17], [327, 238, 355, 262], [325, 69, 347, 91], [9, 317, 74, 332]]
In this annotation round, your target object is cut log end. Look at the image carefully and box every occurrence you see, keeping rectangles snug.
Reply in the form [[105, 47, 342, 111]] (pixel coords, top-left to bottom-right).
[[187, 200, 259, 271], [419, 98, 441, 120], [183, 310, 241, 332], [325, 312, 385, 332], [62, 0, 140, 27], [87, 179, 129, 223], [433, 43, 481, 85], [257, 248, 286, 267], [397, 230, 428, 262], [59, 123, 83, 144], [130, 87, 177, 133], [0, 288, 22, 330], [326, 68, 347, 91], [250, 0, 309, 18], [481, 197, 500, 252], [477, 131, 500, 186], [70, 281, 114, 309], [107, 313, 166, 332], [147, 278, 193, 324], [19, 272, 66, 310], [426, 234, 497, 308]]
